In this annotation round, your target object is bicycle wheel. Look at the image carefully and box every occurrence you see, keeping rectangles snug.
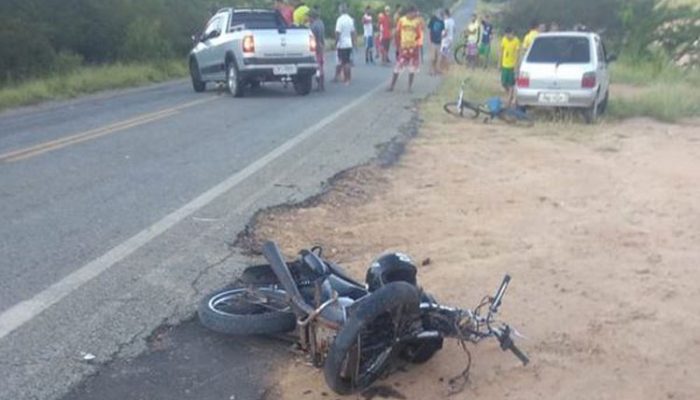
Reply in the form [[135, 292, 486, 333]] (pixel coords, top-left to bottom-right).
[[498, 108, 535, 127], [453, 45, 467, 65], [443, 101, 480, 118]]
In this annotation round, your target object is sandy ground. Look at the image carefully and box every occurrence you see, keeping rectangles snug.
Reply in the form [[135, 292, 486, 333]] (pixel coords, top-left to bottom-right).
[[247, 105, 700, 400]]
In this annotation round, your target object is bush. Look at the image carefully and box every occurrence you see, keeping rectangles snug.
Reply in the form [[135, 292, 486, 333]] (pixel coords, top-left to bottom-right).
[[120, 17, 173, 61]]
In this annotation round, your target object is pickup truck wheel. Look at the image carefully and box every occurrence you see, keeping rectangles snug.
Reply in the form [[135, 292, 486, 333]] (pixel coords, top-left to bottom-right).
[[293, 74, 312, 96], [189, 59, 206, 93], [226, 61, 244, 98]]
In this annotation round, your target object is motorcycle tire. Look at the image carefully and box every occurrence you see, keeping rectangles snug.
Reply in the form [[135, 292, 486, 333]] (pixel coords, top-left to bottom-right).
[[198, 286, 296, 335], [324, 282, 421, 395], [400, 291, 444, 363]]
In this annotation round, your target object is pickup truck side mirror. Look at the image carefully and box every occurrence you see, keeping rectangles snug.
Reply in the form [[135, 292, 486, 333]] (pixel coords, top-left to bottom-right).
[[208, 29, 221, 40]]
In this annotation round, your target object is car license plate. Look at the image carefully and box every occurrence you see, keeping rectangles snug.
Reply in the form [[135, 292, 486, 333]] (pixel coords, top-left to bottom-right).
[[538, 92, 569, 104], [273, 65, 297, 75]]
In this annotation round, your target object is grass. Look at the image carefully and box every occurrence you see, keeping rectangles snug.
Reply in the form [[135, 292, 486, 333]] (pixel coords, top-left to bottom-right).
[[608, 82, 700, 121], [0, 60, 187, 112], [609, 58, 700, 121], [431, 61, 700, 124]]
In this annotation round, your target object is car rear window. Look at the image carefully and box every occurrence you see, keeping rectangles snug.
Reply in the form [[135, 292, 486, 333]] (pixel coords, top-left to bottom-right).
[[526, 36, 591, 64], [231, 11, 286, 30]]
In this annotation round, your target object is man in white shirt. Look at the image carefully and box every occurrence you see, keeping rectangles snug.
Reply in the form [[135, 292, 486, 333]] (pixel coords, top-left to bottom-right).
[[440, 8, 455, 71], [335, 3, 356, 84], [362, 6, 374, 64]]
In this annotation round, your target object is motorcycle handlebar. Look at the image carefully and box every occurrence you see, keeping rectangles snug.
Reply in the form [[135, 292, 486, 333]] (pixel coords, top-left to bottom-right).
[[489, 274, 511, 314], [495, 325, 529, 366]]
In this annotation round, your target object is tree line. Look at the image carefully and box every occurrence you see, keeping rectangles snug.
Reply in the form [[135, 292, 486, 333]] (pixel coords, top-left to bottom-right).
[[495, 0, 700, 64], [0, 0, 451, 86]]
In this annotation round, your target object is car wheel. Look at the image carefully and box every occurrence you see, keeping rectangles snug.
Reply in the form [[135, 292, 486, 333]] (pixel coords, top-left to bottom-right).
[[226, 61, 244, 98], [189, 59, 206, 93], [293, 74, 312, 96], [583, 102, 598, 124]]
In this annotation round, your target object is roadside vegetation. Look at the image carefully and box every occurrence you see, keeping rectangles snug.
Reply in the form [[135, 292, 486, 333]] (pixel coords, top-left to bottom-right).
[[0, 61, 187, 111]]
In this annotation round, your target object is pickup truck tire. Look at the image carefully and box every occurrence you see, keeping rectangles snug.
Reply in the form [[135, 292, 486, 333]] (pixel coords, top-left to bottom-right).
[[226, 61, 244, 98], [189, 59, 206, 93], [293, 74, 313, 96]]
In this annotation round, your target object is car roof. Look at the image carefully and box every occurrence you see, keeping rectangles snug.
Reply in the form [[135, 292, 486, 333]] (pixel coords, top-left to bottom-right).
[[535, 31, 597, 39]]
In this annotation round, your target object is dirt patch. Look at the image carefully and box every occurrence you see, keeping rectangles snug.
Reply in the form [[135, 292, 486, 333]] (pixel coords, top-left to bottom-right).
[[246, 111, 700, 399]]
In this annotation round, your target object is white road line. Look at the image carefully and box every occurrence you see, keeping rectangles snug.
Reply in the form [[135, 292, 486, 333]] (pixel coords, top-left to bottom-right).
[[0, 84, 385, 340]]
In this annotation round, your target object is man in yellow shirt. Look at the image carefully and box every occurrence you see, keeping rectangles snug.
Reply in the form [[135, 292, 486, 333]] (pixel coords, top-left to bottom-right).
[[293, 1, 310, 26], [499, 27, 520, 107], [388, 5, 423, 92], [522, 22, 539, 53]]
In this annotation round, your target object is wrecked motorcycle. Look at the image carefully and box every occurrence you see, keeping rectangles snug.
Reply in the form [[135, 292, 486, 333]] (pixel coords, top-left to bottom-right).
[[198, 241, 528, 395]]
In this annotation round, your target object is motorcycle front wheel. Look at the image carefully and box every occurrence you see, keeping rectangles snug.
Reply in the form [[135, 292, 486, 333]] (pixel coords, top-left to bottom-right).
[[323, 282, 420, 395], [198, 286, 296, 335]]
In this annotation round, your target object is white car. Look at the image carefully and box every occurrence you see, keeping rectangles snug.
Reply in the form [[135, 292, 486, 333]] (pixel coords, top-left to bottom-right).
[[515, 32, 616, 123]]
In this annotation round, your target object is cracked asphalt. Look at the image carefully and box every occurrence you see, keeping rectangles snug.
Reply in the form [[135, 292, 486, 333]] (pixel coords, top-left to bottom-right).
[[0, 52, 439, 400], [0, 3, 475, 398]]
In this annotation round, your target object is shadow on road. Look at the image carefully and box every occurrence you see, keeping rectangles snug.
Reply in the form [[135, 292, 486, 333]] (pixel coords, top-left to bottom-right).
[[63, 319, 290, 400]]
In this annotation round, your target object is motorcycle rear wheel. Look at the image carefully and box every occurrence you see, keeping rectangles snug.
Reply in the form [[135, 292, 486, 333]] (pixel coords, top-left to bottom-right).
[[323, 282, 420, 395], [198, 287, 296, 335]]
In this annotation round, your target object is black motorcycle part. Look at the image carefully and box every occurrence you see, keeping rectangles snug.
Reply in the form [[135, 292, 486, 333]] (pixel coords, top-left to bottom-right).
[[324, 282, 421, 395]]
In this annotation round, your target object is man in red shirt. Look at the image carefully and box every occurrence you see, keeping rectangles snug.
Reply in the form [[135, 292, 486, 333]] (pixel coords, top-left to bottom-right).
[[388, 5, 423, 92], [378, 6, 392, 64], [275, 0, 294, 26]]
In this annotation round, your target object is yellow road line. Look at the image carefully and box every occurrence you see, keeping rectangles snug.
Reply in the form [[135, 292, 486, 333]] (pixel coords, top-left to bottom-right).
[[0, 97, 216, 163]]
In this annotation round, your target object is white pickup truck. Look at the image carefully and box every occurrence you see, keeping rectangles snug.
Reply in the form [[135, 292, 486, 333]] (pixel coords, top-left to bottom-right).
[[189, 8, 318, 97]]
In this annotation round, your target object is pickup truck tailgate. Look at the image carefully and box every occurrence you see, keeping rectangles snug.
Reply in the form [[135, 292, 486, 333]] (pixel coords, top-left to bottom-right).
[[250, 30, 286, 58]]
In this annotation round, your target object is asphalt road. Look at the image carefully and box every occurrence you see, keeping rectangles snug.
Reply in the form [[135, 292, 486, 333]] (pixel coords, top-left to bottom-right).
[[0, 2, 475, 399]]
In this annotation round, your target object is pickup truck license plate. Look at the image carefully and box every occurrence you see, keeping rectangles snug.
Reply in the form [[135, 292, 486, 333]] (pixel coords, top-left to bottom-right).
[[538, 92, 569, 104], [273, 65, 298, 75]]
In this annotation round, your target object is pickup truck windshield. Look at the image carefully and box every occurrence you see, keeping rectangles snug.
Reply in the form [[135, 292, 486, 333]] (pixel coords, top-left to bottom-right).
[[230, 11, 287, 30], [527, 37, 591, 64]]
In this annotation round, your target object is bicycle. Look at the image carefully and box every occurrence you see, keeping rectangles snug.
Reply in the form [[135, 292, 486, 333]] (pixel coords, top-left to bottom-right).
[[443, 78, 534, 127]]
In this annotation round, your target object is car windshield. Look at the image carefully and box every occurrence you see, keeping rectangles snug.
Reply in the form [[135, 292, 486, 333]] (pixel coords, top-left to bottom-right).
[[231, 12, 286, 29], [527, 36, 591, 64]]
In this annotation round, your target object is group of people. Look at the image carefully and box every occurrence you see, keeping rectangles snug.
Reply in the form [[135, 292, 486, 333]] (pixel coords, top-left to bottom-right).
[[426, 9, 456, 75], [274, 1, 553, 96], [330, 3, 449, 92]]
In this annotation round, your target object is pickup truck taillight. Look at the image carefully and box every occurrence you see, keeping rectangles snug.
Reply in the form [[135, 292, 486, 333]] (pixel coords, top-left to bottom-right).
[[242, 35, 255, 54], [516, 72, 530, 88], [581, 72, 596, 88], [309, 34, 317, 53]]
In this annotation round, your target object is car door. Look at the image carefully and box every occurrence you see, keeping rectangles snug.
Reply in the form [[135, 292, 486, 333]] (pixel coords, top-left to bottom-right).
[[206, 12, 232, 80], [594, 36, 610, 101], [198, 15, 226, 79]]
